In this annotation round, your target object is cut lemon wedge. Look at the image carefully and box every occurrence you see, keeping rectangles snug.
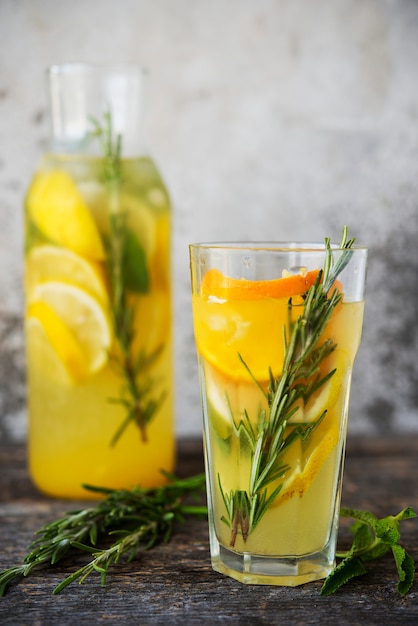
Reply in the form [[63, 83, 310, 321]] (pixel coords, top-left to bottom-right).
[[288, 351, 350, 424], [25, 245, 109, 305], [26, 170, 105, 260], [26, 302, 87, 385], [271, 420, 340, 506], [29, 281, 112, 375]]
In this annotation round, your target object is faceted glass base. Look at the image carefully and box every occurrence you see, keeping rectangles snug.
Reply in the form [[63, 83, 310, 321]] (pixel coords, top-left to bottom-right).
[[210, 540, 336, 587]]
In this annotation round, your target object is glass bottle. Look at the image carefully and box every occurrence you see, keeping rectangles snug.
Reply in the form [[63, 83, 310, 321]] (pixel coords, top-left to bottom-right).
[[24, 63, 175, 498]]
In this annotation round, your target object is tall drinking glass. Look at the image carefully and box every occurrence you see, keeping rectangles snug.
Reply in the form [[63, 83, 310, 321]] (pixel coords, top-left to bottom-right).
[[190, 237, 367, 585]]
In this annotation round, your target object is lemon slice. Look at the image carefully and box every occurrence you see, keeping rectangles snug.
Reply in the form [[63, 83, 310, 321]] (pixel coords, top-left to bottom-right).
[[288, 351, 349, 425], [205, 366, 233, 440], [123, 194, 157, 259], [129, 290, 170, 360], [29, 281, 112, 374], [26, 170, 105, 260], [204, 363, 268, 440], [26, 301, 87, 385], [77, 185, 157, 260], [25, 245, 109, 304], [272, 421, 340, 505]]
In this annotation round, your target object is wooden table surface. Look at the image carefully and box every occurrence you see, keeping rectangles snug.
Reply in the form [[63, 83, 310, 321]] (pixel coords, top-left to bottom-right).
[[0, 436, 417, 625]]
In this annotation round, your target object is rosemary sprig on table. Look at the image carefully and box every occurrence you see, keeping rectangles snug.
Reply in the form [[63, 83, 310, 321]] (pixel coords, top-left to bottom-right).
[[0, 473, 207, 597], [0, 481, 414, 596], [219, 227, 356, 546], [90, 112, 164, 444]]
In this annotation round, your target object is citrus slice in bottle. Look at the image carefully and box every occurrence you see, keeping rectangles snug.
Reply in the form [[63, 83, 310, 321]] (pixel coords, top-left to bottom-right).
[[25, 245, 109, 305], [78, 186, 157, 260], [29, 281, 112, 375], [129, 290, 170, 361], [26, 301, 87, 385], [123, 194, 157, 259], [26, 170, 105, 260]]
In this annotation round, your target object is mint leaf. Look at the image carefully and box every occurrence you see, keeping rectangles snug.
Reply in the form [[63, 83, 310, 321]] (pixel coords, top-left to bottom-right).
[[375, 516, 401, 545], [391, 544, 415, 595], [350, 521, 375, 552], [320, 556, 367, 595], [123, 229, 149, 293], [339, 507, 379, 528], [396, 507, 417, 522], [322, 506, 417, 596]]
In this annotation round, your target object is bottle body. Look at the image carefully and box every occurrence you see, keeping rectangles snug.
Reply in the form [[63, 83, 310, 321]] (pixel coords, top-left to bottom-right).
[[25, 78, 175, 498]]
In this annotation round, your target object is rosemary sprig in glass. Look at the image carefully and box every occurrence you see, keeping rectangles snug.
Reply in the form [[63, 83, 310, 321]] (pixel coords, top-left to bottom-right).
[[219, 227, 356, 546], [89, 112, 165, 445]]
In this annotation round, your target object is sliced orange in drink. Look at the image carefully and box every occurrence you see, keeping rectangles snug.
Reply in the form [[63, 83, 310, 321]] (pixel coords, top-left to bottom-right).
[[200, 268, 320, 300], [194, 269, 319, 382]]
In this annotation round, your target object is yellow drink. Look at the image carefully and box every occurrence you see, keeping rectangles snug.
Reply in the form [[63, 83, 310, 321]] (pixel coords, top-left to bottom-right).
[[190, 241, 367, 585], [25, 154, 174, 498]]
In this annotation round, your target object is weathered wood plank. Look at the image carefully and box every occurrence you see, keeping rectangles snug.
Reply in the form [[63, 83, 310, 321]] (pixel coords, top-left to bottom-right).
[[0, 437, 417, 625]]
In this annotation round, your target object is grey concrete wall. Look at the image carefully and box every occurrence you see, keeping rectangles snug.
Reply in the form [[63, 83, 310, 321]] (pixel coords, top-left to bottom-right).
[[0, 0, 417, 441]]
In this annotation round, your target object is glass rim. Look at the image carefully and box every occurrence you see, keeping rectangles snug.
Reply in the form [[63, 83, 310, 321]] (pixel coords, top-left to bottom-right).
[[189, 241, 368, 252]]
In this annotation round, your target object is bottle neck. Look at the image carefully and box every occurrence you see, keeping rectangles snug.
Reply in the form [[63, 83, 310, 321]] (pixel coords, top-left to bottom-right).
[[47, 63, 148, 157]]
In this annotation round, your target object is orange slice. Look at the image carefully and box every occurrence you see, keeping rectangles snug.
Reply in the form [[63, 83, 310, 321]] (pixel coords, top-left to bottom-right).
[[201, 268, 320, 300]]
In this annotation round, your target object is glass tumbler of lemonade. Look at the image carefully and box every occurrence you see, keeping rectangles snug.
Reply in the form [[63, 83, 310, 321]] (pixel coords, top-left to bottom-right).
[[24, 64, 174, 498], [190, 230, 367, 585]]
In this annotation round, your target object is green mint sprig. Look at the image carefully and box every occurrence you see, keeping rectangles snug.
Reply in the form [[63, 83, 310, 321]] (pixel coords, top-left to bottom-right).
[[321, 506, 416, 595]]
